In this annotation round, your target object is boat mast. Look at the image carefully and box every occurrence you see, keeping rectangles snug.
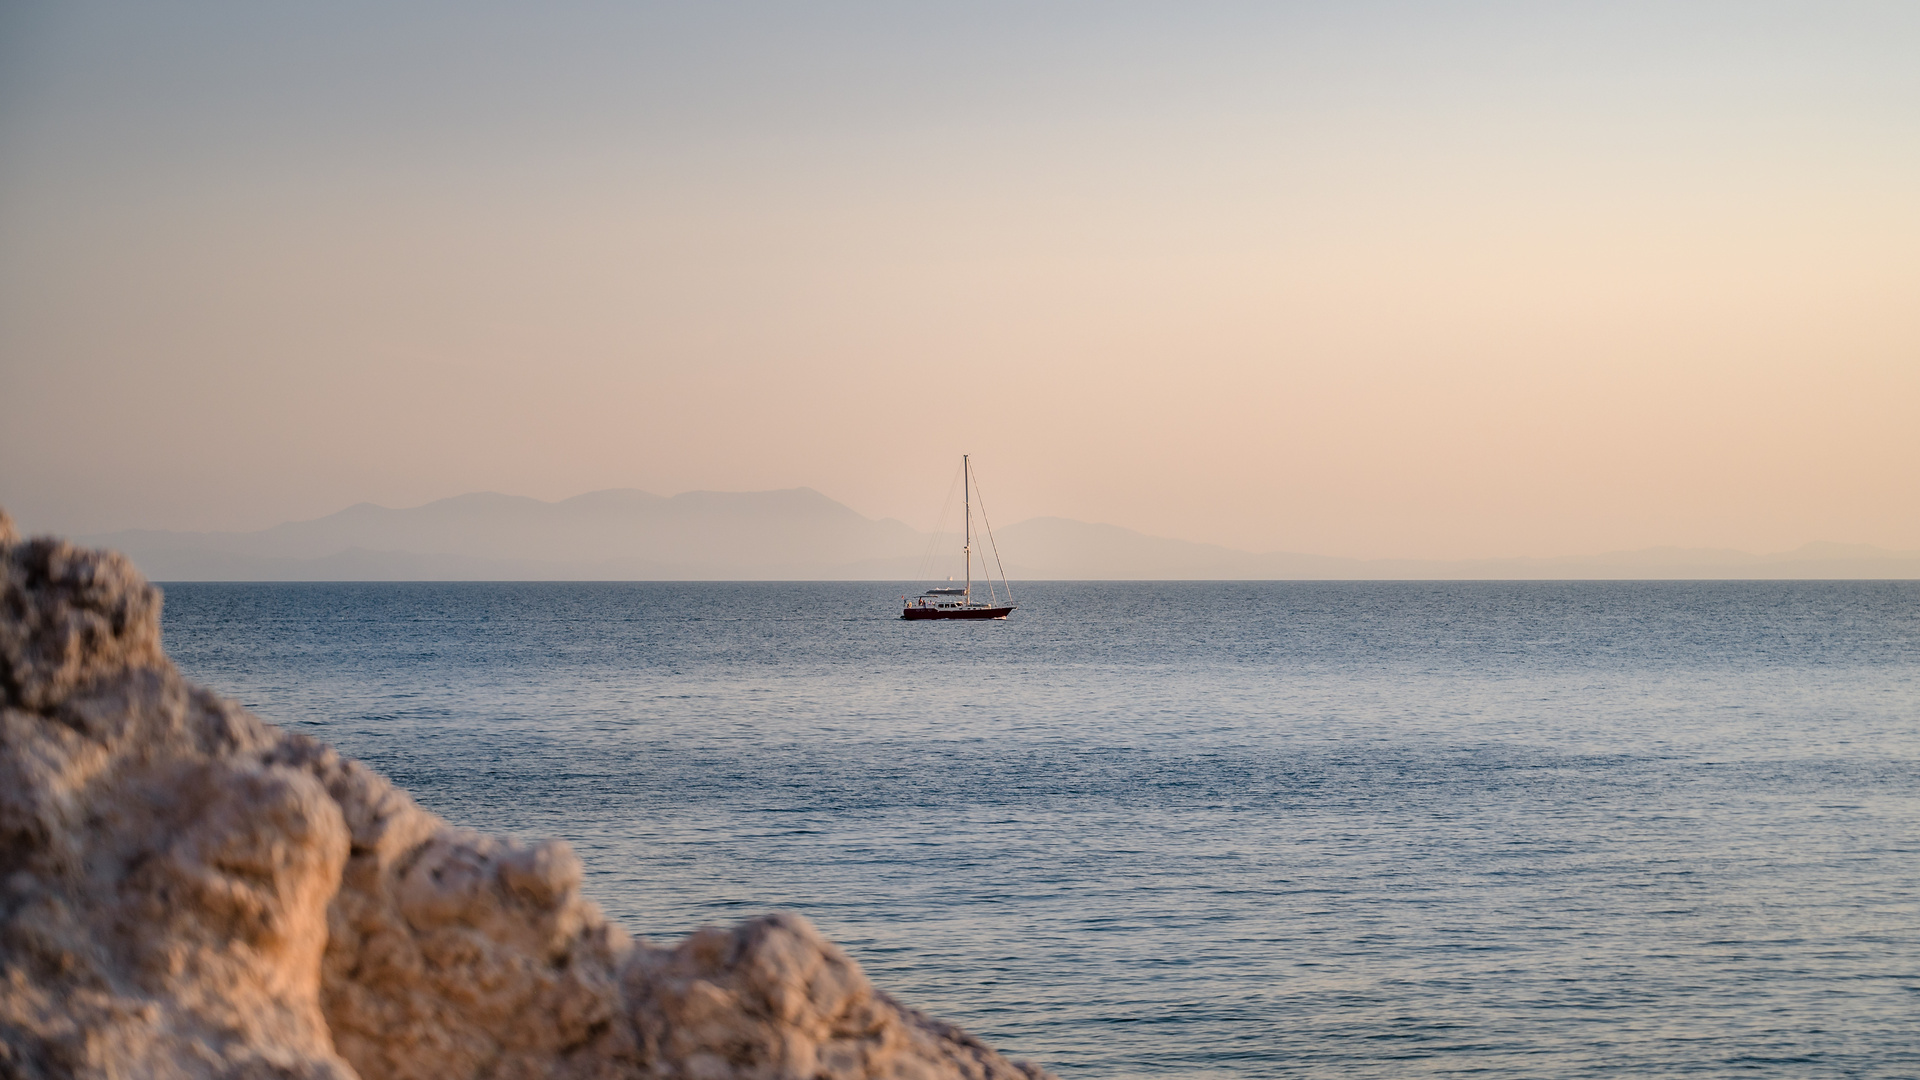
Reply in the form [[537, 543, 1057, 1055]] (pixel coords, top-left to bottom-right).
[[963, 454, 972, 602]]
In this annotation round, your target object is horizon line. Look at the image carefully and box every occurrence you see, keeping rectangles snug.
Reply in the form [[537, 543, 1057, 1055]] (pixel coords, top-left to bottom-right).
[[56, 485, 1920, 567]]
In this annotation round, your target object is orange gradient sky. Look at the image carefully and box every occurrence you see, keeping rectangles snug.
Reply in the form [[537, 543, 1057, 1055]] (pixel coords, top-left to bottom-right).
[[2, 2, 1916, 558]]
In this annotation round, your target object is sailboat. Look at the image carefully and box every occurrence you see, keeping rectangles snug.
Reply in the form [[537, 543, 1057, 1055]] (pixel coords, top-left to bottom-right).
[[902, 455, 1016, 620]]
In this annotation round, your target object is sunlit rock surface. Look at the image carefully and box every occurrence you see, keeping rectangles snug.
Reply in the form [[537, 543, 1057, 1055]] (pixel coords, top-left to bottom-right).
[[0, 509, 1052, 1080]]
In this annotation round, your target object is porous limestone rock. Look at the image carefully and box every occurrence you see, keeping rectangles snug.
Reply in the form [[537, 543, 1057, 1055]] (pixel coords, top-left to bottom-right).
[[0, 513, 1052, 1080]]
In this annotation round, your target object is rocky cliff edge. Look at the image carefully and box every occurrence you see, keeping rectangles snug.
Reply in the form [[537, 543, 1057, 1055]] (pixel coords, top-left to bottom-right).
[[0, 510, 1052, 1080]]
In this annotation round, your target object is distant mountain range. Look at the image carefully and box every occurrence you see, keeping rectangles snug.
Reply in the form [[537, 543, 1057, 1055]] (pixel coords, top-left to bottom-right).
[[79, 489, 1920, 581], [87, 489, 926, 580]]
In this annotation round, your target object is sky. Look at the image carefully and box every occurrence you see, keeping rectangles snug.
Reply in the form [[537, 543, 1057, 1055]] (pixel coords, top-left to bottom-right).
[[2, 1, 1916, 559]]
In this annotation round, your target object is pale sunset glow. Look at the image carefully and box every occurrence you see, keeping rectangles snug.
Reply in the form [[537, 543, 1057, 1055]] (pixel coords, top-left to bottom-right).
[[3, 2, 1915, 559], [6, 9, 1920, 1078]]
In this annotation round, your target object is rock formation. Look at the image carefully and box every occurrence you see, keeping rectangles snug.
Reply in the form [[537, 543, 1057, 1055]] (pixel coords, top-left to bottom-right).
[[0, 510, 1051, 1080]]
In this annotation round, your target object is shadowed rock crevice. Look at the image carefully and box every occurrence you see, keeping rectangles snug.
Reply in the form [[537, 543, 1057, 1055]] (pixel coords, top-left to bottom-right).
[[0, 514, 1053, 1080]]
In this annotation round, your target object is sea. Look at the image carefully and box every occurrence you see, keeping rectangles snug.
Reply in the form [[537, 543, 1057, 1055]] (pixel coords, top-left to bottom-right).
[[158, 581, 1920, 1079]]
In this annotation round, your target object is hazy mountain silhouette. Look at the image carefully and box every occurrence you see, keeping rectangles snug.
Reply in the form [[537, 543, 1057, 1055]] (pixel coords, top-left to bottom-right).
[[90, 489, 924, 580], [84, 490, 1920, 580]]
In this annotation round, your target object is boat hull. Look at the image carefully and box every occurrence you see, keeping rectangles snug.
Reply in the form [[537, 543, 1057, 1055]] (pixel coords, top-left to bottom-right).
[[901, 605, 1016, 621]]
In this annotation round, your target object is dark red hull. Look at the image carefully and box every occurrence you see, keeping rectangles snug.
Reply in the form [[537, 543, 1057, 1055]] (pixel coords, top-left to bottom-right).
[[901, 605, 1016, 620]]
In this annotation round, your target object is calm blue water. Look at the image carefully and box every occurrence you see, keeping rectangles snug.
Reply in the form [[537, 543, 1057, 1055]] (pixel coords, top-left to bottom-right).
[[159, 581, 1920, 1079]]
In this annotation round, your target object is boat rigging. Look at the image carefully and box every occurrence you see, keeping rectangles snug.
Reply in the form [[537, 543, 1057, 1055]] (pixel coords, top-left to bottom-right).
[[902, 455, 1016, 620]]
